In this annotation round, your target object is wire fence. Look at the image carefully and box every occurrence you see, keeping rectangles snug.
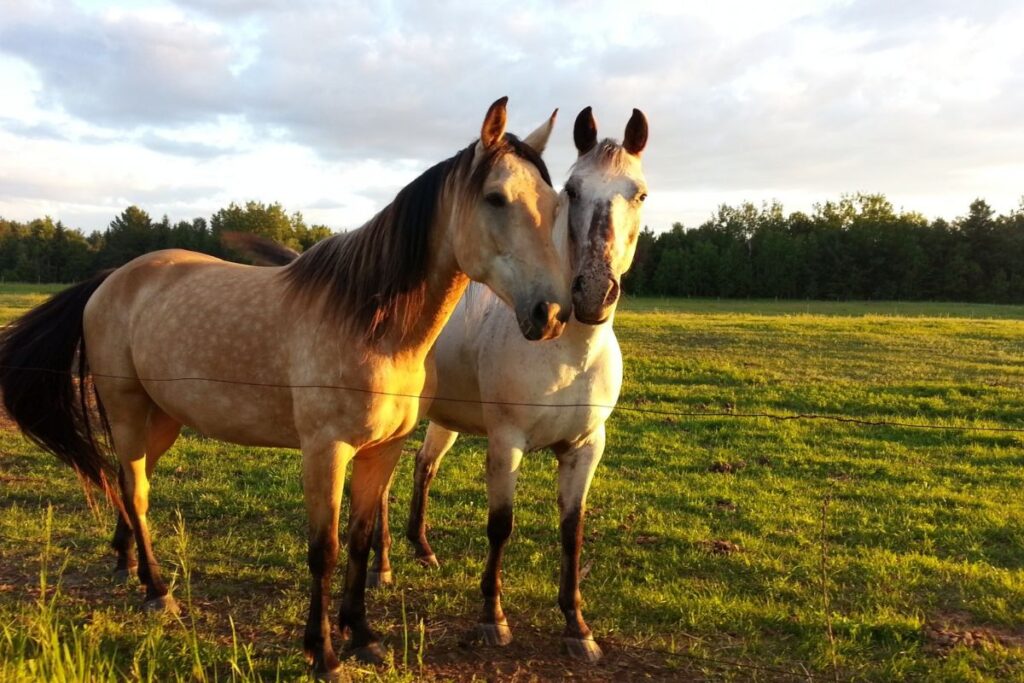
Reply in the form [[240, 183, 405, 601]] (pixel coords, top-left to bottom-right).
[[1, 363, 1022, 436]]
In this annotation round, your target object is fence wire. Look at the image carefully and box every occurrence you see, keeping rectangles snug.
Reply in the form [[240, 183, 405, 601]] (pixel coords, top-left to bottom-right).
[[1, 363, 1022, 435]]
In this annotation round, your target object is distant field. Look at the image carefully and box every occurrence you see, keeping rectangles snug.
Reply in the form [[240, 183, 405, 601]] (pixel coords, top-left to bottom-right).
[[0, 282, 63, 326], [623, 296, 1024, 319], [2, 283, 1023, 681]]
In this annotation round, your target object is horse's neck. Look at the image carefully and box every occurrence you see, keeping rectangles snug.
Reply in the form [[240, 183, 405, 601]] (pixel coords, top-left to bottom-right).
[[380, 208, 469, 359], [563, 308, 617, 352]]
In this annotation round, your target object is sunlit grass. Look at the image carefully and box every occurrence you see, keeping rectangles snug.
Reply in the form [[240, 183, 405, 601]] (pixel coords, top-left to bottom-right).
[[1, 285, 1023, 680]]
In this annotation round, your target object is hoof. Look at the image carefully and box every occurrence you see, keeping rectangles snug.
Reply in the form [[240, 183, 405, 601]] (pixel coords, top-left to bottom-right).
[[142, 594, 180, 616], [472, 621, 513, 647], [366, 569, 393, 588], [345, 642, 386, 665], [111, 566, 136, 583], [416, 553, 440, 569], [564, 636, 603, 663]]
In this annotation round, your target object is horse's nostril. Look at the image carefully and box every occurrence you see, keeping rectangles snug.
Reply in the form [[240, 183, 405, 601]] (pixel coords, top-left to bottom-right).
[[572, 276, 584, 294], [605, 279, 620, 305], [532, 301, 550, 325]]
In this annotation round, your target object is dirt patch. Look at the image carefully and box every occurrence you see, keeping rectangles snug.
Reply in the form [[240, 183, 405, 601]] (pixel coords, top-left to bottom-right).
[[925, 612, 1024, 656], [634, 534, 660, 546], [697, 540, 743, 556], [405, 613, 691, 682], [709, 460, 746, 474]]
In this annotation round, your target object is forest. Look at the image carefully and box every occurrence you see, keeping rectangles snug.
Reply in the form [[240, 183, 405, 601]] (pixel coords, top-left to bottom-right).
[[2, 194, 1023, 303], [0, 202, 331, 284]]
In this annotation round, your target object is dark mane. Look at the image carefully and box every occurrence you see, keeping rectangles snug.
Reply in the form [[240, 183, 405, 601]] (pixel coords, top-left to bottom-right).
[[283, 133, 551, 342]]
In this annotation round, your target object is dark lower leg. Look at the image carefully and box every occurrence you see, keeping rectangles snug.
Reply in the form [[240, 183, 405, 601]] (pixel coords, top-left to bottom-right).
[[480, 504, 513, 625], [130, 518, 167, 602], [111, 471, 136, 574], [558, 506, 591, 639], [303, 534, 340, 672], [406, 449, 440, 561], [112, 513, 136, 572], [339, 446, 401, 659], [120, 466, 168, 603], [369, 478, 393, 582], [555, 432, 604, 661], [339, 513, 378, 647]]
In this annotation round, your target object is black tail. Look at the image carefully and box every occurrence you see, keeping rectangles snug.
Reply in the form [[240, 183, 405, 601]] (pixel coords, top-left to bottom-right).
[[221, 231, 300, 266], [0, 271, 117, 497]]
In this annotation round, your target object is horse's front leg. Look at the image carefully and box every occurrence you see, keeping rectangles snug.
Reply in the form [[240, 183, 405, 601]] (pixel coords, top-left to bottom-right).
[[301, 440, 353, 679], [472, 430, 524, 647], [556, 426, 605, 663], [339, 440, 403, 663]]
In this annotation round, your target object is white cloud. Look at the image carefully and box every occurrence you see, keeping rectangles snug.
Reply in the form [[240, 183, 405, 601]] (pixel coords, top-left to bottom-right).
[[0, 0, 1021, 234]]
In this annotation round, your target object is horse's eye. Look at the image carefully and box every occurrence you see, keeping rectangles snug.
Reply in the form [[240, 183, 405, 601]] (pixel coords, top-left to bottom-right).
[[565, 186, 578, 201], [637, 192, 648, 203], [485, 192, 507, 208]]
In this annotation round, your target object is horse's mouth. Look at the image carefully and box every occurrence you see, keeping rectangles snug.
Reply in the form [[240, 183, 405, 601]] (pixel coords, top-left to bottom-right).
[[574, 312, 610, 325]]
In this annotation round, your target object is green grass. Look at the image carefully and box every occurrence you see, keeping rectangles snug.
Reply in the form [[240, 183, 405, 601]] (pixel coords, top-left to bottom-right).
[[2, 284, 1023, 681], [0, 283, 63, 326]]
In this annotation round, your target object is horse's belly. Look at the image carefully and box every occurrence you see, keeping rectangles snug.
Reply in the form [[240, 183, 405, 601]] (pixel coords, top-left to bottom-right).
[[143, 379, 300, 448], [427, 397, 486, 435], [522, 403, 607, 452]]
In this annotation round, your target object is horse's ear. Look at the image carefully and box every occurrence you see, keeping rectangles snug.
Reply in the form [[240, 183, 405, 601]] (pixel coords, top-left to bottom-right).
[[573, 106, 598, 156], [481, 96, 509, 150], [623, 108, 648, 157], [523, 108, 557, 155]]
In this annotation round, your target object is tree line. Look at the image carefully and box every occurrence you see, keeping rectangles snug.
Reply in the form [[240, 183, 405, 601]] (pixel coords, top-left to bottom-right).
[[623, 195, 1024, 303], [2, 194, 1024, 303], [0, 202, 332, 284]]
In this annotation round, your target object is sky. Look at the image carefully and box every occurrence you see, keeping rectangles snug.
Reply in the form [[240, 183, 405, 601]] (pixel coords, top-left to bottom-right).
[[0, 0, 1022, 234]]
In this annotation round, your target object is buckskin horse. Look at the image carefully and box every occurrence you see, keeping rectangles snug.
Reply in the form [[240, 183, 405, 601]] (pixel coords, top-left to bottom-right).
[[0, 98, 571, 678]]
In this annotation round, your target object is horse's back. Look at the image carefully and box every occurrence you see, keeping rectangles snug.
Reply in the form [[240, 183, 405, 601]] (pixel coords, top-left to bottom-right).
[[86, 249, 277, 349]]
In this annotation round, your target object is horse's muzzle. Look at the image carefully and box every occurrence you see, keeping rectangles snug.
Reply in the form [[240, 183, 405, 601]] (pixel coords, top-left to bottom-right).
[[522, 300, 568, 340]]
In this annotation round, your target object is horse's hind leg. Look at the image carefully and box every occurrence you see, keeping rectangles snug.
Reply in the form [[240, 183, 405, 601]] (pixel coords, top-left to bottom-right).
[[106, 387, 179, 613], [368, 468, 396, 588], [111, 471, 136, 580], [404, 422, 459, 567], [111, 409, 181, 581]]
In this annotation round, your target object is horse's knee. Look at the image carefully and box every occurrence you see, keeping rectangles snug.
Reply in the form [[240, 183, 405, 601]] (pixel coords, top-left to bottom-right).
[[307, 536, 339, 575]]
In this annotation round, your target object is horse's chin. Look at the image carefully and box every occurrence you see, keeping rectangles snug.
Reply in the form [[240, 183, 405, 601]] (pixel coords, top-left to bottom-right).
[[573, 311, 610, 326]]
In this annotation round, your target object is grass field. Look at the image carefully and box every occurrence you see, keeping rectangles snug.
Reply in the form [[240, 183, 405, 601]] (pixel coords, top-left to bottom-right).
[[2, 285, 1023, 681]]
